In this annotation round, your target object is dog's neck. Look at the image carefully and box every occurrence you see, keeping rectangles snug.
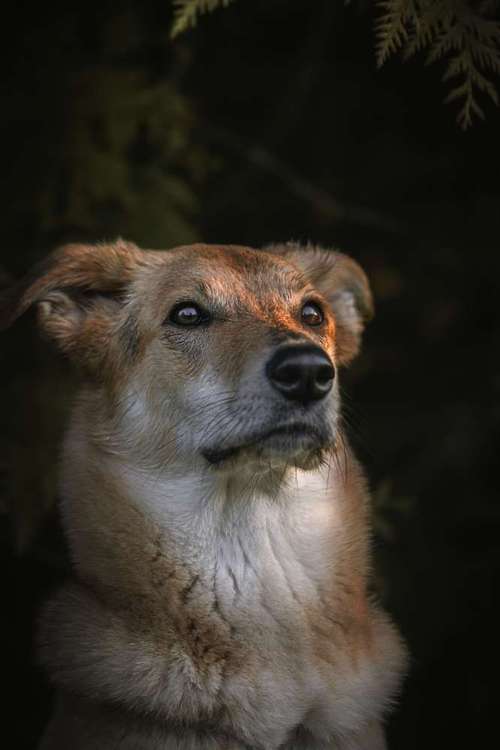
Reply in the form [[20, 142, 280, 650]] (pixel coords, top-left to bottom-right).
[[113, 457, 335, 530], [60, 403, 345, 603]]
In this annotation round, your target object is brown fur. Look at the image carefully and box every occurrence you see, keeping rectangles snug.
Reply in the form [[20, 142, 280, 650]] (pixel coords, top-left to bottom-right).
[[2, 241, 407, 749]]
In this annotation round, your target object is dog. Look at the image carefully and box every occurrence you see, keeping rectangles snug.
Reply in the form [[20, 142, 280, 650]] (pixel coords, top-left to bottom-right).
[[2, 240, 407, 749]]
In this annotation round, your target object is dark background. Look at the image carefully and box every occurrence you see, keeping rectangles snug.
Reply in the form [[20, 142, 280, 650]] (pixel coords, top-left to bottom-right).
[[1, 1, 499, 747]]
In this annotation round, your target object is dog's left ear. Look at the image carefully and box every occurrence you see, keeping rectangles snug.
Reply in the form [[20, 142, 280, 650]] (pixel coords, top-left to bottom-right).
[[266, 243, 374, 365]]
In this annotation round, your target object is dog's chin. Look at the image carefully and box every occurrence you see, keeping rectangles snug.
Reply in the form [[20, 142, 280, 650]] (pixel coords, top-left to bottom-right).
[[202, 426, 332, 472]]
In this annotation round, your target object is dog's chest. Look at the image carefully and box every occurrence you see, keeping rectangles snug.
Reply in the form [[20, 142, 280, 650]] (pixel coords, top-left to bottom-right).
[[130, 470, 392, 745], [215, 532, 336, 743], [161, 514, 379, 747]]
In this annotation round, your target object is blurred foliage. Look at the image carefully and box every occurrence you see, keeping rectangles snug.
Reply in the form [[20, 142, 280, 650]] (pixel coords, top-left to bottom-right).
[[171, 0, 235, 37], [39, 68, 206, 247], [1, 6, 212, 261], [33, 16, 213, 248], [372, 478, 415, 544]]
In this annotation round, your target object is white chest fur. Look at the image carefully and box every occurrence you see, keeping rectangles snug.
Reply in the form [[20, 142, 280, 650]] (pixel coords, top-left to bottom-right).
[[93, 462, 402, 747], [55, 452, 405, 749]]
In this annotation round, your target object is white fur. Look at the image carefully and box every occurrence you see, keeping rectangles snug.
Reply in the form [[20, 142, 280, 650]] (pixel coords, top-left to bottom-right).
[[76, 452, 400, 748]]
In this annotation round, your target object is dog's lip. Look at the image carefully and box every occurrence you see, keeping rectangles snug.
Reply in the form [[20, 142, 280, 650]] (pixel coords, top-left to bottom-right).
[[202, 422, 325, 465], [259, 423, 320, 441]]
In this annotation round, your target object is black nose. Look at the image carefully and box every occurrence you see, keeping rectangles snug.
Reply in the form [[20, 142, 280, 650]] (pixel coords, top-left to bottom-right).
[[266, 345, 335, 404]]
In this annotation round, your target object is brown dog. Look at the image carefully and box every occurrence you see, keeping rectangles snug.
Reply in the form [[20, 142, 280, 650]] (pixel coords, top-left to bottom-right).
[[2, 241, 407, 749]]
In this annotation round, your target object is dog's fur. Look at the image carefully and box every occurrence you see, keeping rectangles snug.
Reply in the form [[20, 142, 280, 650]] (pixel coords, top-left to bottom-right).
[[2, 241, 407, 749]]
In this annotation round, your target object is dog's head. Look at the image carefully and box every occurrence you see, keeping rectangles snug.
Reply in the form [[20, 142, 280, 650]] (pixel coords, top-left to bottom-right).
[[1, 241, 372, 473]]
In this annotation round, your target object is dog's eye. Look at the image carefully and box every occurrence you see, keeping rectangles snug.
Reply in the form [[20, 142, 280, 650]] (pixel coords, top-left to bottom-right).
[[301, 301, 324, 327], [169, 302, 209, 327]]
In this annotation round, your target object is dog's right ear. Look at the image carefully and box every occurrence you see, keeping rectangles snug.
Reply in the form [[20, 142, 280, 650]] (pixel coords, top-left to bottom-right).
[[0, 240, 144, 366]]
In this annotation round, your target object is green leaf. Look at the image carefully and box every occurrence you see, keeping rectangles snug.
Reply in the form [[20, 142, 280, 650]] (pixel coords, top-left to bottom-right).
[[375, 0, 500, 127], [171, 0, 235, 38]]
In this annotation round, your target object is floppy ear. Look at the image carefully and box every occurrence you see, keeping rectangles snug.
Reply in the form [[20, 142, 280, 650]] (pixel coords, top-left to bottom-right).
[[267, 243, 374, 365], [0, 239, 144, 370]]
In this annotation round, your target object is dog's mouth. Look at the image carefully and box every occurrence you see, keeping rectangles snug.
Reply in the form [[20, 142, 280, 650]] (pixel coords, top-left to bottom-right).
[[202, 422, 329, 466]]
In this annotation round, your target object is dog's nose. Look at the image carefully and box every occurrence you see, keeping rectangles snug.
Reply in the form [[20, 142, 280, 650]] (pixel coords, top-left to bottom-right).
[[266, 345, 335, 404]]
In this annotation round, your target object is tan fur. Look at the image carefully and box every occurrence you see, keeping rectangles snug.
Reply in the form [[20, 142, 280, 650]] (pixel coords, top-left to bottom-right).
[[2, 241, 407, 749]]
